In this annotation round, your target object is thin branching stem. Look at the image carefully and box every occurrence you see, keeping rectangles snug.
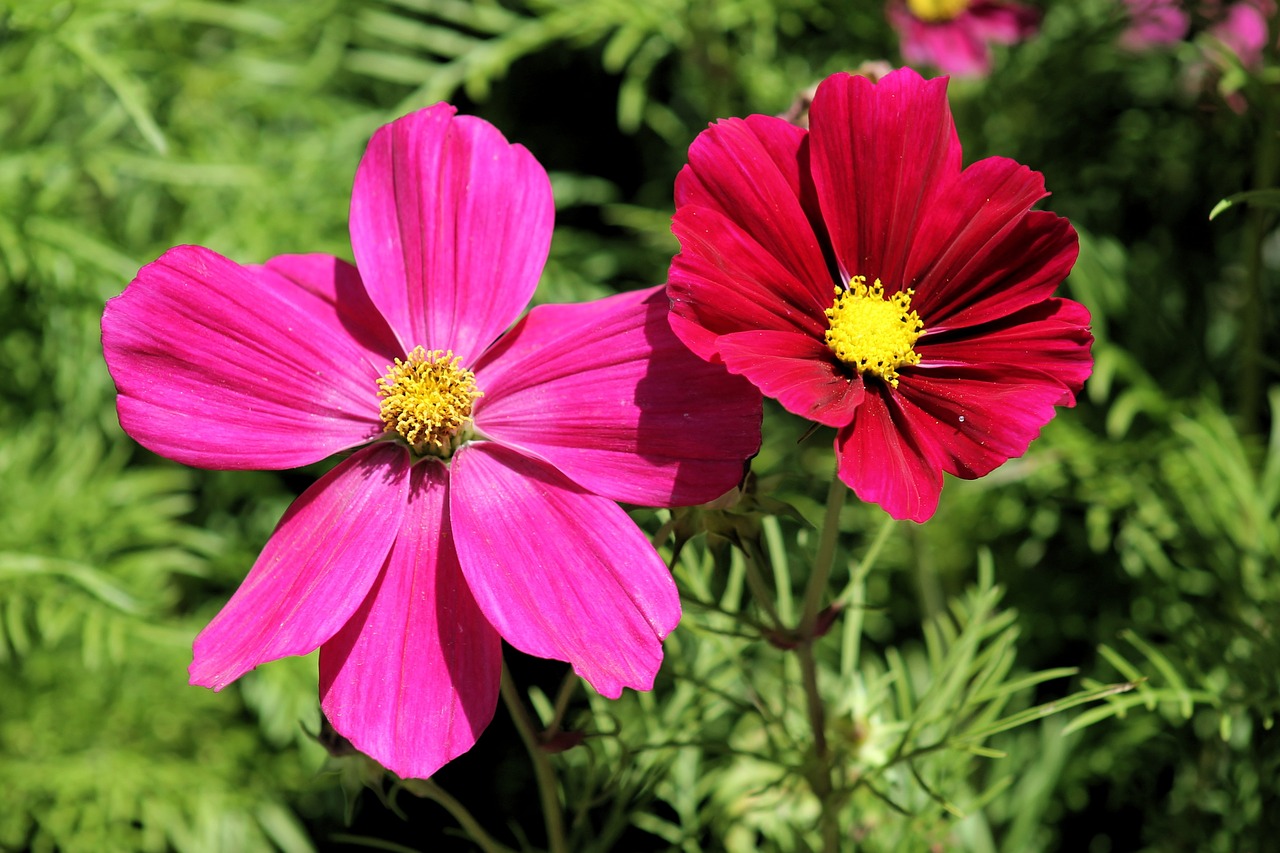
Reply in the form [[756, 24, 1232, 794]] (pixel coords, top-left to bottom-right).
[[546, 669, 579, 736], [500, 663, 568, 853], [741, 538, 785, 629], [404, 779, 517, 853]]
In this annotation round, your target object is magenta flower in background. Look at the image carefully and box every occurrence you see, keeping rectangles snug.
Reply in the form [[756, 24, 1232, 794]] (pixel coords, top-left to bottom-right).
[[1206, 0, 1275, 69], [667, 69, 1092, 523], [1120, 0, 1192, 49], [887, 0, 1040, 76], [101, 105, 761, 779]]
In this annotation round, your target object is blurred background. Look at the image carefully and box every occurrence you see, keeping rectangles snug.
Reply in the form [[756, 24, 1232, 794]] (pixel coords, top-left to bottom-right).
[[1, 0, 1277, 850]]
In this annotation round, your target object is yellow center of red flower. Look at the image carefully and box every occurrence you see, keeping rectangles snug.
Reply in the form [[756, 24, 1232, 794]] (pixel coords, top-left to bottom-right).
[[377, 347, 482, 455], [905, 0, 970, 22], [824, 276, 924, 388]]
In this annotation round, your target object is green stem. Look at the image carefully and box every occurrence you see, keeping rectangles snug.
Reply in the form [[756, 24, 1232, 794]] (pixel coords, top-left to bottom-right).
[[741, 538, 785, 629], [839, 512, 897, 678], [546, 669, 579, 735], [796, 472, 847, 853], [1240, 103, 1277, 431], [500, 663, 567, 853], [403, 779, 517, 853], [799, 473, 847, 637]]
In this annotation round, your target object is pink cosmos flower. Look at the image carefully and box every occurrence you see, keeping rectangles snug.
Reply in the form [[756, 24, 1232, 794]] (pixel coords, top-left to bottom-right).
[[887, 0, 1041, 77], [101, 105, 761, 779], [667, 69, 1092, 523], [1119, 0, 1193, 49], [1206, 0, 1275, 70]]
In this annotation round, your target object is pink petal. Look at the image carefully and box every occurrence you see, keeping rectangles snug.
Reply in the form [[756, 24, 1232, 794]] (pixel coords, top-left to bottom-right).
[[716, 330, 864, 427], [450, 443, 680, 698], [103, 246, 388, 469], [917, 297, 1093, 398], [668, 113, 837, 362], [807, 69, 962, 290], [964, 1, 1041, 44], [888, 5, 994, 76], [190, 443, 410, 690], [894, 363, 1078, 479], [1210, 1, 1274, 70], [258, 254, 402, 359], [473, 287, 761, 506], [905, 158, 1079, 330], [835, 387, 946, 523], [1120, 0, 1191, 49], [349, 104, 554, 363], [319, 460, 501, 780]]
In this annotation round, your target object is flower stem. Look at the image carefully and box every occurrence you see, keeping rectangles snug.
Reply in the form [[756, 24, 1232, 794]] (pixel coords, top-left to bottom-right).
[[800, 473, 847, 637], [500, 662, 568, 853], [742, 537, 785, 629], [797, 472, 847, 853], [403, 779, 517, 853], [546, 669, 579, 736], [1239, 101, 1277, 432]]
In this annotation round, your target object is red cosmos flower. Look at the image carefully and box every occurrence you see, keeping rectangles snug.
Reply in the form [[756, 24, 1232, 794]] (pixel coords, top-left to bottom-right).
[[667, 69, 1093, 522]]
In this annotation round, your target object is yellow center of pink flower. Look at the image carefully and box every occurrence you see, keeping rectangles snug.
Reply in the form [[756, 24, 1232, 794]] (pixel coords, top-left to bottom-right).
[[824, 276, 924, 388], [905, 0, 970, 22], [377, 347, 482, 455]]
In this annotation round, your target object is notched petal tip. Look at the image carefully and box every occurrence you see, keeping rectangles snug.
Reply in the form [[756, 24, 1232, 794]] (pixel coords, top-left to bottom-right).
[[349, 104, 554, 363], [451, 444, 680, 698]]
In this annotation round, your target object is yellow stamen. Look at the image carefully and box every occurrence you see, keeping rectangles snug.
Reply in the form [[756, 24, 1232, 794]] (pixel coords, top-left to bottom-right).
[[905, 0, 970, 22], [377, 347, 482, 455], [824, 276, 924, 388]]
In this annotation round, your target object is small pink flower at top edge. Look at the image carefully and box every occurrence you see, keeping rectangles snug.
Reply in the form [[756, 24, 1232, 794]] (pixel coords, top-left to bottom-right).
[[101, 105, 762, 780], [1119, 0, 1193, 50], [887, 0, 1041, 77], [666, 68, 1092, 523]]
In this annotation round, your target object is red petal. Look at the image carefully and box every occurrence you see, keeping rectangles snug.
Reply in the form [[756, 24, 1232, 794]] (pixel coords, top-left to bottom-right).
[[906, 157, 1079, 330], [835, 388, 946, 523], [668, 114, 833, 359], [895, 364, 1081, 479], [808, 69, 961, 289], [716, 330, 864, 427], [917, 297, 1093, 399], [669, 205, 829, 359]]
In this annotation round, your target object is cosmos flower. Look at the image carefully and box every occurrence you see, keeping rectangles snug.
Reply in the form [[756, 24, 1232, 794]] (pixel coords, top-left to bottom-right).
[[887, 0, 1040, 77], [102, 105, 761, 778], [1205, 0, 1275, 70], [667, 69, 1092, 523], [1119, 0, 1192, 49]]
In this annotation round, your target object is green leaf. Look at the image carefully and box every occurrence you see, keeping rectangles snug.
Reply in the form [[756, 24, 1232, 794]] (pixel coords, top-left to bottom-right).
[[1208, 188, 1280, 220]]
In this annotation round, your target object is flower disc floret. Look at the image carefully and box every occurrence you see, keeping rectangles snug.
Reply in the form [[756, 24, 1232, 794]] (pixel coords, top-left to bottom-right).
[[823, 276, 924, 388], [906, 0, 970, 22], [377, 346, 482, 454]]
